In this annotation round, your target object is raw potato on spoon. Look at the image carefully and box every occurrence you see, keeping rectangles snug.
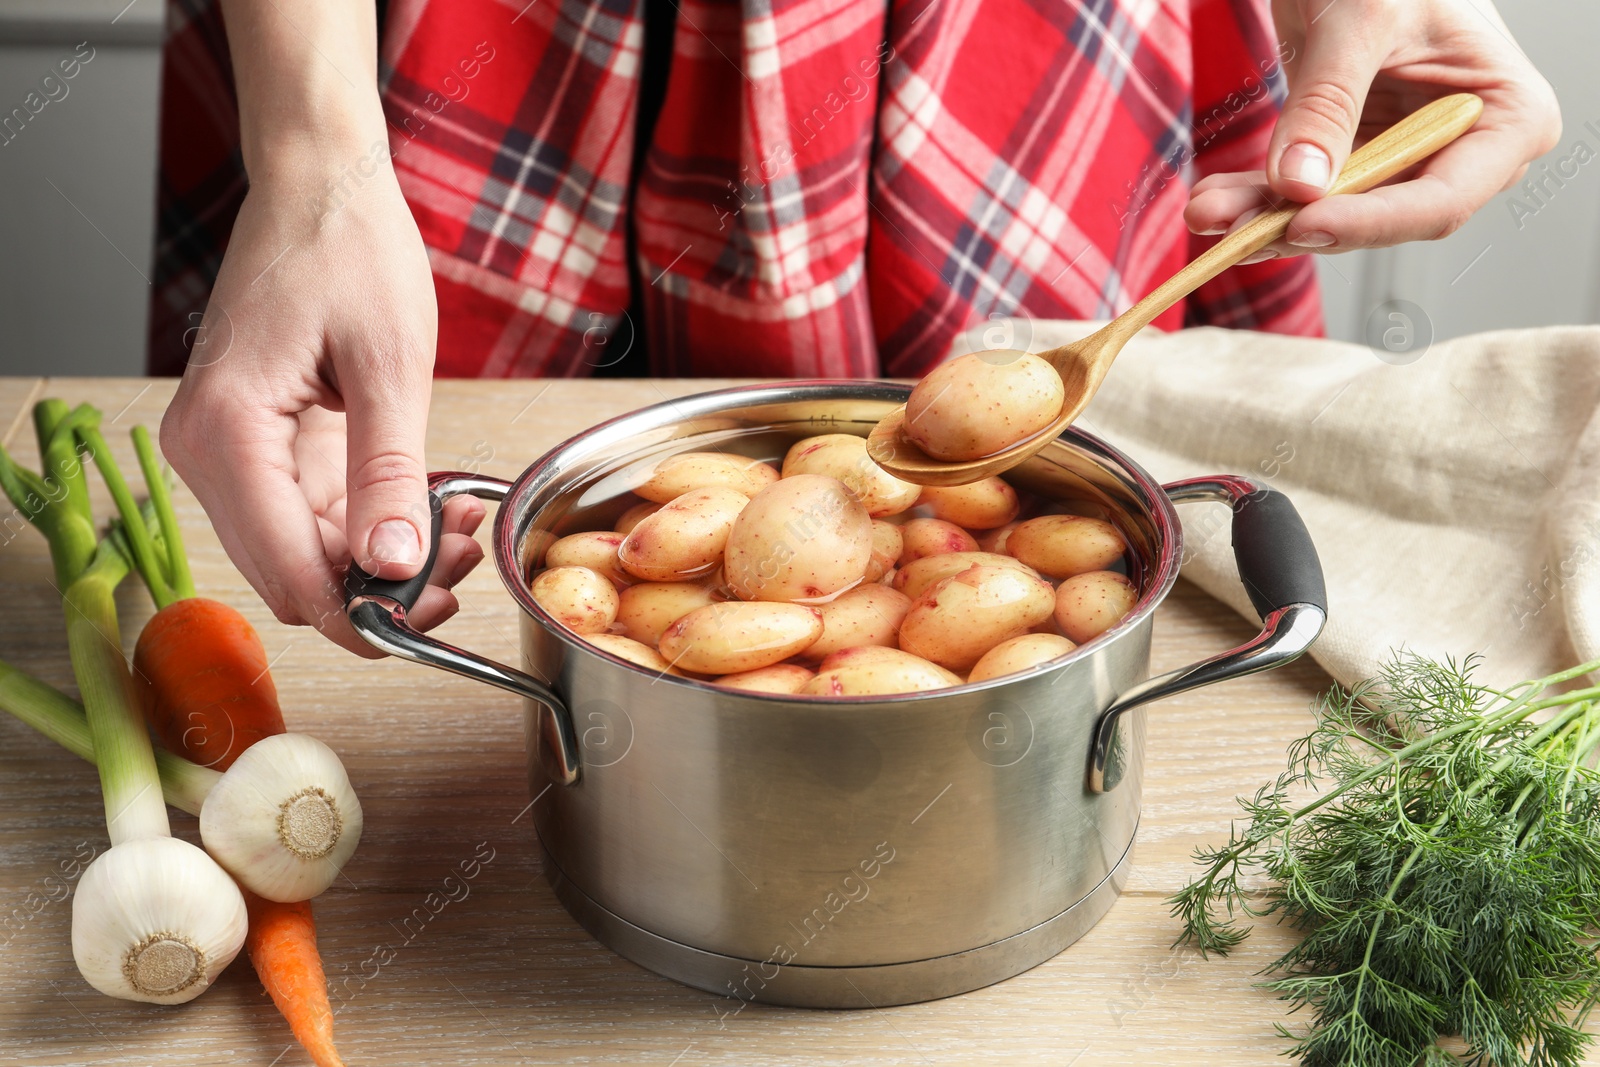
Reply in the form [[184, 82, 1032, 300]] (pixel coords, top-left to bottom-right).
[[903, 352, 1065, 461]]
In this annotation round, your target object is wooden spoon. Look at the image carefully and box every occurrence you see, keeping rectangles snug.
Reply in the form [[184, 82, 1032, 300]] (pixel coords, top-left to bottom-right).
[[867, 92, 1485, 486]]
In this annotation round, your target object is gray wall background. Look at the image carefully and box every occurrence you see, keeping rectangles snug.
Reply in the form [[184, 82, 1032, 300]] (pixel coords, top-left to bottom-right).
[[0, 0, 1594, 377]]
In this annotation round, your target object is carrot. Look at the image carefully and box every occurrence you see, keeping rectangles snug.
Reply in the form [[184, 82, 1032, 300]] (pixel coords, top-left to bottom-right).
[[82, 423, 346, 1067], [243, 893, 344, 1067], [133, 597, 286, 769]]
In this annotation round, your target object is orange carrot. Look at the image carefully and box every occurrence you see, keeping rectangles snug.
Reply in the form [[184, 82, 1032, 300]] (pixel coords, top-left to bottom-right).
[[133, 597, 286, 770], [243, 892, 345, 1067], [85, 424, 346, 1067]]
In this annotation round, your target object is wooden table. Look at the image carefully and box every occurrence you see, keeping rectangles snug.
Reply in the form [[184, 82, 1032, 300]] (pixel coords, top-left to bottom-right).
[[0, 378, 1348, 1066]]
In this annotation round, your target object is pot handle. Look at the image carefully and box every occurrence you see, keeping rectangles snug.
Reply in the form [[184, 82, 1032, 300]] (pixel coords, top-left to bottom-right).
[[343, 472, 581, 786], [1087, 476, 1327, 792]]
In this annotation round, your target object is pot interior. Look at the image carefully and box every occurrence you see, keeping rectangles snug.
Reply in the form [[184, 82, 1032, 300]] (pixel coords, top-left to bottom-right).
[[497, 383, 1181, 679]]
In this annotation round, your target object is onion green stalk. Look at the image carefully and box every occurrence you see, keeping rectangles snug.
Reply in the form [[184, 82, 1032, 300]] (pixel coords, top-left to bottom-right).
[[0, 656, 358, 907], [0, 657, 219, 814], [0, 400, 247, 1003]]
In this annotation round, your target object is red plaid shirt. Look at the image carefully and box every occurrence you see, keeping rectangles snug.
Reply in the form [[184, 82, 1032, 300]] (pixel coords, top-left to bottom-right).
[[148, 0, 1321, 378]]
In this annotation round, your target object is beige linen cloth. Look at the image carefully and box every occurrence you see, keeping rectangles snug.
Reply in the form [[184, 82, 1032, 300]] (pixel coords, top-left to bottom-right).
[[946, 322, 1600, 690]]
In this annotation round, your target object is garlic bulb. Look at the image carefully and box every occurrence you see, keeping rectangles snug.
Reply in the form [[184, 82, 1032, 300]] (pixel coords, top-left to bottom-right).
[[200, 733, 364, 902], [71, 837, 248, 1004]]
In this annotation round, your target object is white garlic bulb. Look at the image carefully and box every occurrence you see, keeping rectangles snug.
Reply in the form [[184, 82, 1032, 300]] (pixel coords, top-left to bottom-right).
[[200, 733, 364, 902], [71, 836, 248, 1004]]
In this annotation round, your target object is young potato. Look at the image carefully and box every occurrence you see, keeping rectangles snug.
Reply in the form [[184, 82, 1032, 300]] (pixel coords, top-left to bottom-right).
[[898, 565, 1056, 672], [918, 478, 1020, 530], [636, 451, 778, 503], [800, 585, 913, 663], [864, 521, 903, 583], [723, 475, 872, 603], [902, 352, 1065, 461], [619, 487, 748, 583], [530, 566, 619, 635], [967, 633, 1077, 683], [898, 518, 979, 564], [614, 581, 723, 646], [522, 529, 558, 574], [1004, 515, 1125, 579], [658, 602, 824, 674], [802, 646, 962, 696], [781, 434, 921, 517], [893, 551, 1040, 600], [713, 663, 816, 695], [976, 521, 1020, 554], [546, 530, 631, 589], [584, 633, 687, 675], [614, 500, 662, 534], [1053, 571, 1139, 644]]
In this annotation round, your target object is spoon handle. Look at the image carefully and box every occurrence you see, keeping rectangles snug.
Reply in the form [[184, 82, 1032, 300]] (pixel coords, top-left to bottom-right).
[[1110, 92, 1484, 338]]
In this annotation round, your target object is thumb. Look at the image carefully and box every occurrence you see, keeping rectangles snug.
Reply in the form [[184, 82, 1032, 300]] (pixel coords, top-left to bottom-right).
[[343, 357, 434, 580], [1267, 16, 1385, 202]]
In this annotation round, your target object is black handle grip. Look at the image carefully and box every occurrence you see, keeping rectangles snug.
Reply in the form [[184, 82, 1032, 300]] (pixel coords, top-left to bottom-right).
[[342, 491, 445, 613], [1230, 487, 1327, 618]]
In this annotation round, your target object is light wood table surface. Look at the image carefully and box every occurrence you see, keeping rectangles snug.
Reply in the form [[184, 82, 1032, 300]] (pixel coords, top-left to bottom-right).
[[0, 378, 1384, 1066]]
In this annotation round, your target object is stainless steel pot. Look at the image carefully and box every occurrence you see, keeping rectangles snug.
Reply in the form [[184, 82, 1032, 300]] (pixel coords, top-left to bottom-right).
[[343, 382, 1326, 1008]]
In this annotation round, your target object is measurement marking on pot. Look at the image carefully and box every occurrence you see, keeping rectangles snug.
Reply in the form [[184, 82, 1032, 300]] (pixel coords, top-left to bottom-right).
[[910, 783, 952, 824], [651, 782, 760, 891]]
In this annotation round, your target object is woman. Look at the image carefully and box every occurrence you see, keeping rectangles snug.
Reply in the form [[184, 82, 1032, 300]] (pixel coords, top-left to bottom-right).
[[149, 0, 1559, 654]]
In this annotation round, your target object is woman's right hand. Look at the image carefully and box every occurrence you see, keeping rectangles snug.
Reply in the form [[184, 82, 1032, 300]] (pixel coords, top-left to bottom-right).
[[161, 134, 484, 657]]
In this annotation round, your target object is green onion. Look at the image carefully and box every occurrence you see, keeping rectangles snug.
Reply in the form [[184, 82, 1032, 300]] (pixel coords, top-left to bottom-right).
[[0, 400, 248, 1003], [0, 657, 217, 815]]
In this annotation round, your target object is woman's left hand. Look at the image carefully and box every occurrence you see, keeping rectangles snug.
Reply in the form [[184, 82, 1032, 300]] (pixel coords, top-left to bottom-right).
[[1185, 0, 1562, 259]]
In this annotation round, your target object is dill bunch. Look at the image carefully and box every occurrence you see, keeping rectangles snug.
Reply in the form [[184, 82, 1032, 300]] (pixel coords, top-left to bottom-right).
[[1170, 652, 1600, 1067]]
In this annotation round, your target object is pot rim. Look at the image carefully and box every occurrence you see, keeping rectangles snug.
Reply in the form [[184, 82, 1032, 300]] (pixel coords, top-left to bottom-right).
[[492, 380, 1184, 704]]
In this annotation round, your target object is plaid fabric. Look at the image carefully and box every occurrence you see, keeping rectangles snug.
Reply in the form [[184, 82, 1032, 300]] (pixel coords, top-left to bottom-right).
[[147, 0, 1322, 377]]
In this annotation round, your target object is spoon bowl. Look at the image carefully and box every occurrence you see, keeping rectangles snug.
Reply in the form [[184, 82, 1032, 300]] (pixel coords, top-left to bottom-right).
[[867, 92, 1486, 486]]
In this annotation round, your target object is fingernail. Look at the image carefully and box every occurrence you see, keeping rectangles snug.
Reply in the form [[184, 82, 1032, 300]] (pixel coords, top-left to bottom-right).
[[369, 519, 422, 567], [1196, 225, 1227, 236], [1239, 249, 1281, 265], [1289, 229, 1337, 248], [1280, 143, 1331, 191]]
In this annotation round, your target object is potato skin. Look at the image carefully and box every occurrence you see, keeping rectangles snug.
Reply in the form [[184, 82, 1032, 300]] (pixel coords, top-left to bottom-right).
[[530, 566, 620, 635], [546, 531, 632, 589], [781, 434, 921, 517], [1053, 571, 1139, 644], [903, 352, 1065, 461], [802, 646, 962, 696], [917, 479, 1020, 530], [614, 581, 723, 646], [584, 633, 685, 674], [865, 521, 903, 583], [898, 565, 1057, 672], [1004, 515, 1125, 579], [893, 551, 1040, 601], [898, 518, 979, 564], [636, 451, 778, 503], [713, 663, 816, 695], [800, 584, 913, 663], [658, 602, 824, 674], [976, 521, 1019, 554], [614, 501, 662, 534], [723, 475, 872, 603], [968, 633, 1077, 683], [619, 487, 748, 583]]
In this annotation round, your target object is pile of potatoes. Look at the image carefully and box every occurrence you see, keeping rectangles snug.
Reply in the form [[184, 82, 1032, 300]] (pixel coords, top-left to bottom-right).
[[526, 435, 1139, 697]]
